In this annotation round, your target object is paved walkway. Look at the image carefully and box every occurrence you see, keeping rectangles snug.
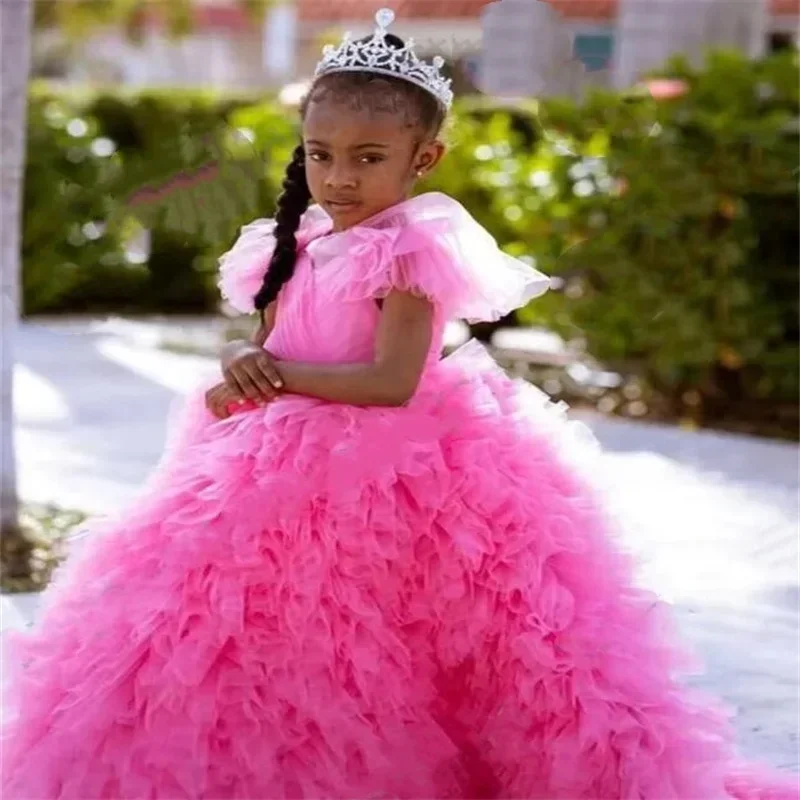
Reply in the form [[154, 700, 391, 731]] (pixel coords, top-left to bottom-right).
[[6, 318, 800, 772]]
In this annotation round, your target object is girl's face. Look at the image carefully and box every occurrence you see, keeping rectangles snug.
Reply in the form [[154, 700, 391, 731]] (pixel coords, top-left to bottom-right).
[[302, 98, 444, 231]]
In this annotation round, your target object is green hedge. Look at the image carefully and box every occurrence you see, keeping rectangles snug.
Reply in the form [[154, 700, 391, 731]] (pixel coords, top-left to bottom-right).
[[24, 84, 292, 314], [431, 50, 798, 423], [506, 50, 798, 421], [23, 49, 799, 426]]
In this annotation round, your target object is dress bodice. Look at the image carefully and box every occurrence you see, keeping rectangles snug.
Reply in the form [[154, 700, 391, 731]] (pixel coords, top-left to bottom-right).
[[263, 244, 447, 367]]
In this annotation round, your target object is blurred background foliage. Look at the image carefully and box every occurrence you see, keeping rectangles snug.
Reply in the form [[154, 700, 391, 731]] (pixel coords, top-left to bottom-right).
[[33, 0, 269, 41], [22, 48, 798, 435]]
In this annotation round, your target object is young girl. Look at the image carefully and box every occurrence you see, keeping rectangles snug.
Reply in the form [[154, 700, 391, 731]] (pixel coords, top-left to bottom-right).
[[2, 9, 797, 799]]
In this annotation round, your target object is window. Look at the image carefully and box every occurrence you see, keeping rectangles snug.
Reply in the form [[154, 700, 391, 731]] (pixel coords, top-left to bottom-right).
[[768, 31, 796, 53], [573, 33, 614, 72]]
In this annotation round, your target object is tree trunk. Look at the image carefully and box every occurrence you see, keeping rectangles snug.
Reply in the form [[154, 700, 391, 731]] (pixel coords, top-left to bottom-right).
[[1, 0, 34, 582]]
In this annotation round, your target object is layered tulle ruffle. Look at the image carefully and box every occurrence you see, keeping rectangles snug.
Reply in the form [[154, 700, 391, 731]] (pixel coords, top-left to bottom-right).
[[5, 192, 796, 798], [3, 342, 796, 799]]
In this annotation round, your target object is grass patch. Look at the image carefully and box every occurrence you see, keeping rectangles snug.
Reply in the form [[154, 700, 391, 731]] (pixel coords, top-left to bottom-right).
[[1, 504, 87, 594]]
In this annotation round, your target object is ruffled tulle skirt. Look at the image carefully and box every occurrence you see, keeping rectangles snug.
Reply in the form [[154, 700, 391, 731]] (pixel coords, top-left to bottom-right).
[[1, 341, 797, 799]]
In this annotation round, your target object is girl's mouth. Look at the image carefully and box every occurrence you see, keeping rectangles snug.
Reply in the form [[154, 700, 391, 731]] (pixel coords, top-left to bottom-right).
[[325, 199, 361, 211]]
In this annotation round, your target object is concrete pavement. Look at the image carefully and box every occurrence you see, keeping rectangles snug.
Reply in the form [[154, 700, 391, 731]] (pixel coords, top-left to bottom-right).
[[6, 318, 799, 772]]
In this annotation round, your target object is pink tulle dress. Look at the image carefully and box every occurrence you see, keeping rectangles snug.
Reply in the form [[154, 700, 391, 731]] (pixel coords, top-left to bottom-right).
[[2, 193, 797, 799]]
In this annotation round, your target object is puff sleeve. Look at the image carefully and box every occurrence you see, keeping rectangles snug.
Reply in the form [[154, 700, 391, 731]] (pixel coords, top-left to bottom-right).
[[216, 218, 277, 315]]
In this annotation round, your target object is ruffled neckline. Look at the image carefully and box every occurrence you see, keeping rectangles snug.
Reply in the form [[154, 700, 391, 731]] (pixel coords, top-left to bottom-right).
[[303, 192, 464, 265], [218, 191, 551, 321], [307, 191, 439, 230], [308, 190, 464, 235]]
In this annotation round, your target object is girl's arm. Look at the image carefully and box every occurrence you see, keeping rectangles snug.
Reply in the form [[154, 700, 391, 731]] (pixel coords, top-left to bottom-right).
[[275, 290, 434, 407]]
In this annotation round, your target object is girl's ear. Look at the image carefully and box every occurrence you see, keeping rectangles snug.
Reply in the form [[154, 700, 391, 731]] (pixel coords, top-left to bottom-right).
[[414, 140, 446, 177]]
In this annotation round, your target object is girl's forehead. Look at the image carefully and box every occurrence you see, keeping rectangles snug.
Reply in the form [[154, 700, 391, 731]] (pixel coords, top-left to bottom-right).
[[303, 97, 417, 145]]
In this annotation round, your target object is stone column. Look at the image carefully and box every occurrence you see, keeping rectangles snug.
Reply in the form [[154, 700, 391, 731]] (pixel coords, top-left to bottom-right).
[[479, 0, 579, 98], [262, 1, 297, 83]]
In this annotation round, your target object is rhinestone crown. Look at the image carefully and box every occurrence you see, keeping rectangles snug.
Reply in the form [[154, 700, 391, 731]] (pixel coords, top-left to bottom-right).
[[313, 8, 453, 110]]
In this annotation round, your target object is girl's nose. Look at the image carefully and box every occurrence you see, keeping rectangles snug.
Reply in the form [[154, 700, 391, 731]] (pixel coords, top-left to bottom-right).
[[324, 163, 357, 190]]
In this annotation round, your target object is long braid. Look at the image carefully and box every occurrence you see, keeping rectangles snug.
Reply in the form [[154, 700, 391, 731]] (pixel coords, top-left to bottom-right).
[[253, 143, 311, 315]]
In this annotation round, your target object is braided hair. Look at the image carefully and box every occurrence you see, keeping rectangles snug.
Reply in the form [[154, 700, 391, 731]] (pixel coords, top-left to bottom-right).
[[253, 143, 311, 315], [252, 34, 447, 317]]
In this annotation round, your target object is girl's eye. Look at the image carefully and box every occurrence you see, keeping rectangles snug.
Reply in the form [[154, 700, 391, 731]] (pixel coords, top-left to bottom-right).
[[360, 154, 385, 164], [307, 151, 329, 162]]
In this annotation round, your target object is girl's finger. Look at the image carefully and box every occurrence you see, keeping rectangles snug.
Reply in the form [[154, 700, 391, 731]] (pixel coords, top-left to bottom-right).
[[243, 363, 278, 401], [228, 367, 262, 402], [220, 393, 237, 418], [222, 369, 246, 399], [206, 390, 225, 414], [257, 359, 284, 390]]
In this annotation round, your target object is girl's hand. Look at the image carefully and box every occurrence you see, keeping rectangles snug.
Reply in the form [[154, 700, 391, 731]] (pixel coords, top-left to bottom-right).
[[221, 341, 284, 405], [205, 381, 246, 420]]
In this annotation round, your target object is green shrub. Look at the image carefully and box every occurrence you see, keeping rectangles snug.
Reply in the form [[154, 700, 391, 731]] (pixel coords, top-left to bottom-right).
[[439, 50, 799, 421], [23, 84, 273, 314], [23, 89, 128, 312]]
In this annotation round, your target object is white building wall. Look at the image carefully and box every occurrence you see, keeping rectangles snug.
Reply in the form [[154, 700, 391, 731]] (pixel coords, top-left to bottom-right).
[[50, 0, 795, 93], [62, 25, 271, 90], [613, 0, 770, 88]]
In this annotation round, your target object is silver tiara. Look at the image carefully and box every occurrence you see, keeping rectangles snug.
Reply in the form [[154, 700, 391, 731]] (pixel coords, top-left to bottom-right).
[[313, 8, 454, 110]]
